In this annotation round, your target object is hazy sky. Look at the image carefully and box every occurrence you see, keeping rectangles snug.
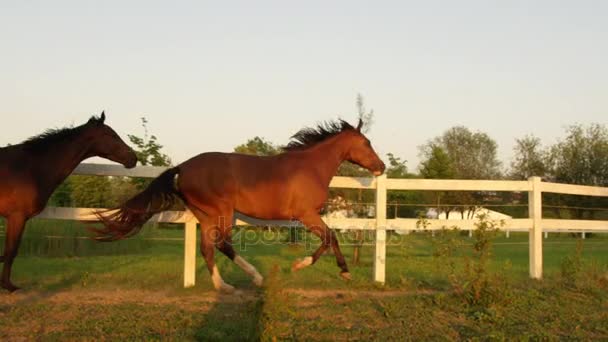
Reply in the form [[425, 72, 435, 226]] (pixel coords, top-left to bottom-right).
[[1, 0, 606, 170]]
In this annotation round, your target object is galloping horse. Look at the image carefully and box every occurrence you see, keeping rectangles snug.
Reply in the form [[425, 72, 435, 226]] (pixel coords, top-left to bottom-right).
[[95, 118, 385, 292], [0, 113, 137, 291]]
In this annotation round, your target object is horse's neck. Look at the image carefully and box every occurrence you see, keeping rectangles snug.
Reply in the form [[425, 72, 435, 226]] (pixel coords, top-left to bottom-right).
[[301, 137, 348, 185], [36, 133, 92, 193]]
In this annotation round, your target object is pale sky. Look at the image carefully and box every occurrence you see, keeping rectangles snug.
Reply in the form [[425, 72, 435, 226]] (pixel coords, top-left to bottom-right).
[[1, 0, 606, 171]]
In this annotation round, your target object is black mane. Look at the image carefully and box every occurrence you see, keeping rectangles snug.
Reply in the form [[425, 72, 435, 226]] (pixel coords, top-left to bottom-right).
[[22, 121, 88, 153], [284, 119, 355, 151]]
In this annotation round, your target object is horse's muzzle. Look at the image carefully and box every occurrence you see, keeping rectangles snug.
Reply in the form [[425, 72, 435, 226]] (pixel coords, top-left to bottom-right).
[[124, 154, 138, 169], [373, 162, 386, 176]]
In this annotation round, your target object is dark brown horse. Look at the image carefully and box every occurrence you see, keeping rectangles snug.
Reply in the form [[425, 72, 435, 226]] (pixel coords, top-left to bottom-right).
[[95, 118, 384, 292], [0, 113, 137, 291]]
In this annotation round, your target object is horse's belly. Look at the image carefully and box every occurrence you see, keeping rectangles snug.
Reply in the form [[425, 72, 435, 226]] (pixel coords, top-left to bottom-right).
[[234, 188, 293, 220]]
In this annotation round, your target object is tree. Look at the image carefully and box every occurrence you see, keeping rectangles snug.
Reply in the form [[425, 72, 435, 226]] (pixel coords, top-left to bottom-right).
[[546, 124, 608, 220], [128, 117, 172, 191], [419, 127, 501, 218], [49, 180, 73, 207], [509, 135, 548, 180], [128, 117, 172, 167], [419, 145, 455, 179], [385, 153, 409, 179], [419, 145, 457, 218], [234, 137, 279, 156], [548, 124, 608, 186], [69, 175, 112, 208], [420, 126, 501, 180], [356, 93, 374, 134], [384, 153, 422, 219]]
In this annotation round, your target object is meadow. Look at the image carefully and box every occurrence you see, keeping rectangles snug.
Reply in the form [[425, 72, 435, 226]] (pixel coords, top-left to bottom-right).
[[0, 219, 607, 341]]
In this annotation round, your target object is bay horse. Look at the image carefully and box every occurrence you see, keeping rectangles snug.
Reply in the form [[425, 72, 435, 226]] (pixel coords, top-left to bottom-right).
[[94, 118, 385, 292], [0, 113, 137, 292]]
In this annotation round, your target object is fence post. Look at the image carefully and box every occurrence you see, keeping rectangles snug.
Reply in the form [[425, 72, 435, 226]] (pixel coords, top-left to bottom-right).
[[183, 218, 197, 288], [374, 174, 387, 284], [528, 176, 543, 279]]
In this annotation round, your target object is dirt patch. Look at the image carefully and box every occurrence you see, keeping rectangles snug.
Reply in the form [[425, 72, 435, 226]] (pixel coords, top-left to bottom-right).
[[0, 288, 259, 310], [285, 288, 435, 299], [0, 287, 425, 308], [0, 288, 263, 340]]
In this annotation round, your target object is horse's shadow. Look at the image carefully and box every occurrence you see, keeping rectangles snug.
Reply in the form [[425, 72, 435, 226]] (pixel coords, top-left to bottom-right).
[[193, 290, 264, 342], [0, 272, 83, 312], [192, 263, 295, 342]]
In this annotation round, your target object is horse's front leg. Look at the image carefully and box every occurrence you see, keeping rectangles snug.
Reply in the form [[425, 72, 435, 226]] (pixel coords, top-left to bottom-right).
[[293, 213, 350, 280], [1, 214, 27, 292]]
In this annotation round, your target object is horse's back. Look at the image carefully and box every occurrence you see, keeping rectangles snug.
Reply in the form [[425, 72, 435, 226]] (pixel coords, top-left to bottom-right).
[[176, 151, 324, 219], [177, 152, 284, 194]]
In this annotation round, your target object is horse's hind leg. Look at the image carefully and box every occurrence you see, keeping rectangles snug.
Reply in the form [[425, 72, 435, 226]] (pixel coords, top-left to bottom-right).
[[198, 210, 263, 287], [188, 207, 235, 293], [294, 214, 351, 280], [214, 215, 263, 287], [2, 214, 27, 292]]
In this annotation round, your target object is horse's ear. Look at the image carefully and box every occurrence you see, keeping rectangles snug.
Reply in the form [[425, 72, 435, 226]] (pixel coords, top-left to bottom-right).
[[356, 118, 363, 132], [87, 111, 105, 125]]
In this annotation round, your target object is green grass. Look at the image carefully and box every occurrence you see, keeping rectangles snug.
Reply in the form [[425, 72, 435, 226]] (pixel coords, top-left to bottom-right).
[[1, 220, 607, 340]]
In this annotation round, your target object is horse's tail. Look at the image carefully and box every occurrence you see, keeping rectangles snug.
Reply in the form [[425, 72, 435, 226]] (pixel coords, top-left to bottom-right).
[[92, 167, 182, 241]]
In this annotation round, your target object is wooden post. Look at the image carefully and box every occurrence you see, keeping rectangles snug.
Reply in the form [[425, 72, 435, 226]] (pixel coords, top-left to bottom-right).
[[351, 230, 362, 265], [528, 176, 543, 279], [183, 219, 197, 288], [374, 174, 387, 284]]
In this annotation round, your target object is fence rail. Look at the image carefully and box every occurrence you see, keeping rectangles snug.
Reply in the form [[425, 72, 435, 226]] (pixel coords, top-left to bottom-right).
[[35, 163, 608, 287]]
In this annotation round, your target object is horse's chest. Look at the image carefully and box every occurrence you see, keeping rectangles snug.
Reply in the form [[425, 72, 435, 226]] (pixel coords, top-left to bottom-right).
[[0, 177, 44, 215]]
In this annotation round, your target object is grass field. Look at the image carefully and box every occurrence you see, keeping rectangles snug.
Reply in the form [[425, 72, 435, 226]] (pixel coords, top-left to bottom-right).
[[1, 219, 607, 340]]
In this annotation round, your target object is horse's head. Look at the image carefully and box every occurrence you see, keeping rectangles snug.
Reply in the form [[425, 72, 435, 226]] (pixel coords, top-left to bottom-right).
[[342, 119, 385, 176], [83, 112, 137, 168]]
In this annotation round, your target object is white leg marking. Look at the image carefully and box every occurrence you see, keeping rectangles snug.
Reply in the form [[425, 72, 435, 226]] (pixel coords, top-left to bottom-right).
[[211, 265, 235, 293], [234, 255, 264, 287], [292, 256, 313, 272]]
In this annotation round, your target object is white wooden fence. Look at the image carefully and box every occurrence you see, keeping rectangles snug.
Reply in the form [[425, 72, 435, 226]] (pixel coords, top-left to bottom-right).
[[37, 163, 608, 287]]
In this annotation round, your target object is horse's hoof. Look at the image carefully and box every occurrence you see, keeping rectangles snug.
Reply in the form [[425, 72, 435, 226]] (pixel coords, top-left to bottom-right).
[[291, 256, 313, 272], [340, 272, 352, 281], [291, 260, 301, 273], [2, 282, 20, 293], [252, 274, 264, 287], [219, 283, 235, 294]]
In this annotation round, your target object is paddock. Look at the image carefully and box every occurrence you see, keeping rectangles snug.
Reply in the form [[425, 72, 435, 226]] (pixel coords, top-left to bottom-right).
[[1, 222, 607, 340]]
